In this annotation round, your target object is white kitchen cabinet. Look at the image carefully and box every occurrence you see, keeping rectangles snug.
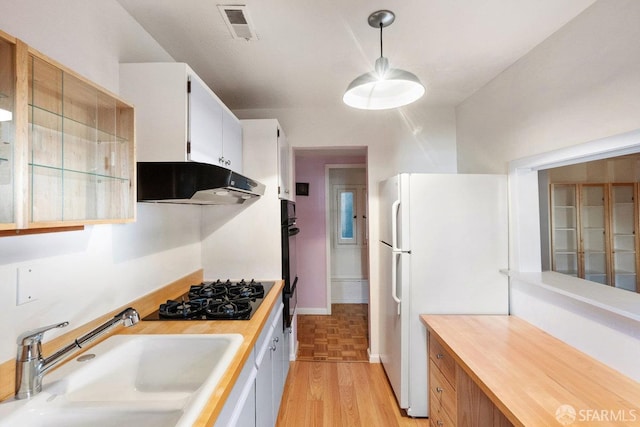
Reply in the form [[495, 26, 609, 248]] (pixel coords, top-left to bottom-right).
[[216, 297, 288, 427], [222, 108, 243, 171], [214, 350, 257, 427], [255, 302, 285, 427], [119, 62, 242, 173], [271, 312, 286, 417], [277, 126, 291, 200], [255, 323, 275, 427], [241, 119, 292, 200]]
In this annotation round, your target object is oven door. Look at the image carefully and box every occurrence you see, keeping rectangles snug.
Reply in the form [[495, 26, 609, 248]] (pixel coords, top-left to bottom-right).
[[283, 224, 298, 329], [285, 276, 297, 329]]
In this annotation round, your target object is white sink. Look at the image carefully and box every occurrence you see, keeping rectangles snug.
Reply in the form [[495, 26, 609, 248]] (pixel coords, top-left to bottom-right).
[[0, 334, 243, 427]]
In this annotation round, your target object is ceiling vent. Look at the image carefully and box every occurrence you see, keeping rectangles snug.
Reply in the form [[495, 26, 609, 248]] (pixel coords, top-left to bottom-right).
[[217, 4, 258, 41]]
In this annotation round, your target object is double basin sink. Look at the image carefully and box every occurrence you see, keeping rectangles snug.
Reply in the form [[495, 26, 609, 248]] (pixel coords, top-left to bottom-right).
[[0, 334, 243, 426]]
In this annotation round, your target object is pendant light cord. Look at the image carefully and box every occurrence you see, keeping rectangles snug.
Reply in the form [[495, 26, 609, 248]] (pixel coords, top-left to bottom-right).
[[379, 23, 384, 58]]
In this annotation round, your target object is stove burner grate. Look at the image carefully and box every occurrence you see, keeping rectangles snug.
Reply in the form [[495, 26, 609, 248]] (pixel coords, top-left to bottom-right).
[[147, 279, 274, 321], [204, 300, 252, 320], [159, 297, 208, 319]]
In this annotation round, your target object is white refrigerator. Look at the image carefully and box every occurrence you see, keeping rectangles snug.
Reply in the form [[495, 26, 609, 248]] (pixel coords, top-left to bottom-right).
[[378, 173, 509, 418]]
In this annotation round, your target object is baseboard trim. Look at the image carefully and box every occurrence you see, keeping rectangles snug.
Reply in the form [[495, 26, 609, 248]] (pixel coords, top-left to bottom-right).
[[331, 298, 370, 304], [368, 348, 381, 363], [296, 307, 329, 315]]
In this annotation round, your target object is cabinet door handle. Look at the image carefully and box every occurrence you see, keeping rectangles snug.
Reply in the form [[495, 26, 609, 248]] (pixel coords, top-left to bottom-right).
[[436, 421, 444, 426], [273, 337, 279, 343], [436, 387, 443, 393], [436, 353, 444, 359]]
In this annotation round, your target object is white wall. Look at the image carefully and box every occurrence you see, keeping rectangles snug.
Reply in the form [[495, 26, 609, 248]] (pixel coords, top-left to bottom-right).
[[0, 1, 204, 363], [455, 0, 640, 380], [456, 0, 640, 175], [235, 105, 458, 359]]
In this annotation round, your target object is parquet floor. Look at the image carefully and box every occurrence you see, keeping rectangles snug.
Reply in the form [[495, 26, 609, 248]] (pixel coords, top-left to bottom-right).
[[276, 361, 429, 427], [297, 304, 369, 362]]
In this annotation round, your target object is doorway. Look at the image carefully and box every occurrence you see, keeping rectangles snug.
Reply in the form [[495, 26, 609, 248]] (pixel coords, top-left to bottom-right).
[[293, 150, 369, 362], [327, 166, 369, 307]]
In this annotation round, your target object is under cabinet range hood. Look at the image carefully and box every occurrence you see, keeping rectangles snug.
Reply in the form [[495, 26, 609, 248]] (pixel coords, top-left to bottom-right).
[[137, 162, 265, 205]]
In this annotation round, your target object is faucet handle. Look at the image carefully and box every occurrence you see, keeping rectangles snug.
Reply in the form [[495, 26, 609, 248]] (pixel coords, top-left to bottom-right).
[[17, 322, 69, 361]]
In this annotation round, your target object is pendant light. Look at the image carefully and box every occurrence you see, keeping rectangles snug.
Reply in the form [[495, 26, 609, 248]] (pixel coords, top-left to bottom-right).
[[343, 10, 425, 110], [0, 108, 11, 121]]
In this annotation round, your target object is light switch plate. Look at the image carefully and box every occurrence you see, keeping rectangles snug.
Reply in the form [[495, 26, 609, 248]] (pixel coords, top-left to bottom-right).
[[17, 266, 39, 305]]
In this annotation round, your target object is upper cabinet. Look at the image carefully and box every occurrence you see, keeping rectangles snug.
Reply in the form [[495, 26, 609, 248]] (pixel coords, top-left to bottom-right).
[[1, 30, 135, 231], [550, 182, 639, 292], [119, 63, 242, 173], [242, 119, 293, 201], [277, 126, 291, 200], [0, 32, 17, 229]]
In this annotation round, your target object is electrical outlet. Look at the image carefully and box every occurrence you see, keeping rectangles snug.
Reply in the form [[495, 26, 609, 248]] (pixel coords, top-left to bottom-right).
[[17, 266, 39, 305]]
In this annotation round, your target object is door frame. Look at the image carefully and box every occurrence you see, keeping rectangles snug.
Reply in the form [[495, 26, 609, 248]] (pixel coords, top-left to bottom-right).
[[324, 163, 367, 315]]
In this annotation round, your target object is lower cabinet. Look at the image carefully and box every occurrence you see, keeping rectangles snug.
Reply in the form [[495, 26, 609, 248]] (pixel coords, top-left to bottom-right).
[[256, 303, 286, 427], [428, 332, 457, 427], [215, 299, 288, 427], [428, 332, 513, 427], [214, 350, 257, 427]]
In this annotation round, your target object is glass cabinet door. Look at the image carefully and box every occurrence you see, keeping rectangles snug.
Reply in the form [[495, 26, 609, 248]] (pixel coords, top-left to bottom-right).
[[29, 55, 64, 223], [28, 54, 134, 225], [0, 30, 134, 231], [580, 184, 609, 284], [551, 184, 579, 277], [0, 35, 16, 228], [610, 183, 638, 291]]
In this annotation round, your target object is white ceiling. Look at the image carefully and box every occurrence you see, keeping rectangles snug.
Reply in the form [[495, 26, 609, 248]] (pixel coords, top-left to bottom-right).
[[116, 0, 596, 111]]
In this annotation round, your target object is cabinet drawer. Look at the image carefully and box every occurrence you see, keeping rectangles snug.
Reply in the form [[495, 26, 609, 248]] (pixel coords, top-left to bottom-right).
[[429, 360, 456, 423], [429, 333, 456, 385], [429, 397, 456, 427]]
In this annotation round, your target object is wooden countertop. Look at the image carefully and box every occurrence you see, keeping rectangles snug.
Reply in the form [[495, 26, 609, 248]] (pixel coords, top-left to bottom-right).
[[0, 270, 284, 427], [420, 315, 640, 427]]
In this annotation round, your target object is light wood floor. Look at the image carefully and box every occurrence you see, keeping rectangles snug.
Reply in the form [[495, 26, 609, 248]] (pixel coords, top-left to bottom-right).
[[276, 361, 428, 427], [282, 304, 428, 426], [297, 304, 369, 362]]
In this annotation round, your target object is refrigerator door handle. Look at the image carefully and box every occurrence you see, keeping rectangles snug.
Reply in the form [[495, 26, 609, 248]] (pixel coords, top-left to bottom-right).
[[391, 251, 401, 315], [391, 199, 401, 251]]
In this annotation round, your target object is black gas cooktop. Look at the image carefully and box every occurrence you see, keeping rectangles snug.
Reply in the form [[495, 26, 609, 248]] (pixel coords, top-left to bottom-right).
[[143, 279, 275, 321]]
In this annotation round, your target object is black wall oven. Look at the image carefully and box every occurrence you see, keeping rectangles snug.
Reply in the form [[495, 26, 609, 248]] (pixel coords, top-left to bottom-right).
[[281, 200, 298, 329]]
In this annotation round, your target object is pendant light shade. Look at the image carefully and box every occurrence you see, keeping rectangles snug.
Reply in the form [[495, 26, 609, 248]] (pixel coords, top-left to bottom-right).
[[343, 10, 425, 110], [0, 108, 12, 122]]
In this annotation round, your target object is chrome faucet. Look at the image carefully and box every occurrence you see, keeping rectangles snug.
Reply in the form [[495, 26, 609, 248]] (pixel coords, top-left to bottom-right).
[[15, 307, 140, 400]]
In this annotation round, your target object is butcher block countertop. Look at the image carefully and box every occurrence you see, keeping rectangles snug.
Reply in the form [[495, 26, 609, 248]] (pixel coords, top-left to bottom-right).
[[420, 315, 640, 427], [0, 270, 284, 427]]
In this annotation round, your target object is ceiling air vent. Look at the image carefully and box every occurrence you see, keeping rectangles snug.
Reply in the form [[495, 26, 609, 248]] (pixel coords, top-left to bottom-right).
[[217, 4, 258, 41]]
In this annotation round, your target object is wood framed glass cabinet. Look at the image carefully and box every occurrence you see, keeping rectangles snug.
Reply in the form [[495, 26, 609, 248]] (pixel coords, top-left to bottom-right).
[[550, 183, 639, 292], [0, 30, 135, 231], [0, 30, 18, 229]]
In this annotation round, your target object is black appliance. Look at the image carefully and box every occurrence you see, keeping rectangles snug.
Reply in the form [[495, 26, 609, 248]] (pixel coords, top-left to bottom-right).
[[137, 161, 266, 205], [281, 200, 299, 329], [142, 279, 275, 321]]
